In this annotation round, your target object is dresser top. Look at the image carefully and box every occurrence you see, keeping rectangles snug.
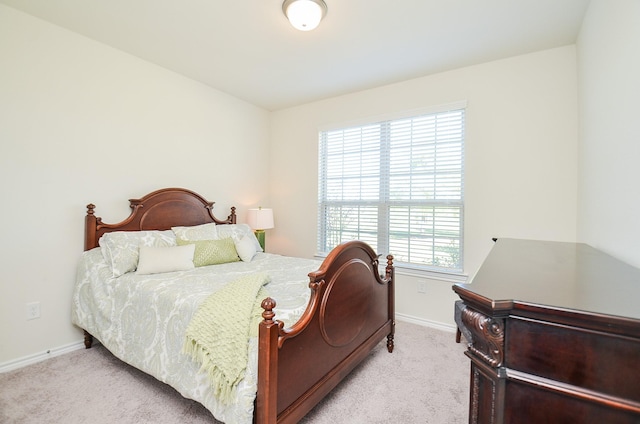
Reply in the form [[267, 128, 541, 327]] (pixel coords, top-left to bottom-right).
[[453, 239, 640, 325]]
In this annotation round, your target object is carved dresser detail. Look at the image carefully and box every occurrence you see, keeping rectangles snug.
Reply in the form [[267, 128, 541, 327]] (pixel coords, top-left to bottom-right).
[[453, 239, 640, 424]]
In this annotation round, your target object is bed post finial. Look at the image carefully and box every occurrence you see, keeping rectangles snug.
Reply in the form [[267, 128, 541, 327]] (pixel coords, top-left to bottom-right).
[[385, 254, 394, 278], [229, 206, 237, 224], [87, 204, 95, 215], [261, 297, 276, 323]]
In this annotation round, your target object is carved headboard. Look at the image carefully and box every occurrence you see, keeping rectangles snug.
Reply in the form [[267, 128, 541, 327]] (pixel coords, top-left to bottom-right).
[[84, 188, 236, 251]]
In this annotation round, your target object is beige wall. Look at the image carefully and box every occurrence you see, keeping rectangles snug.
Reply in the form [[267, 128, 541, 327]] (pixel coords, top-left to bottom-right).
[[269, 46, 579, 327], [0, 5, 270, 364], [577, 0, 640, 268]]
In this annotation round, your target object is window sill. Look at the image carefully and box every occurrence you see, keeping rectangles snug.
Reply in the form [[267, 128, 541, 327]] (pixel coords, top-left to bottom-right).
[[394, 265, 468, 283]]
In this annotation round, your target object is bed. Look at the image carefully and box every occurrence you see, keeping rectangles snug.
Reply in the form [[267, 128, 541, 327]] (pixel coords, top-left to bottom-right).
[[72, 187, 395, 424]]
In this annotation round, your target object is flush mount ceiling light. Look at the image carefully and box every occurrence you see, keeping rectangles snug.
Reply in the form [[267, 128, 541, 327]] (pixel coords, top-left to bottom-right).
[[282, 0, 328, 31]]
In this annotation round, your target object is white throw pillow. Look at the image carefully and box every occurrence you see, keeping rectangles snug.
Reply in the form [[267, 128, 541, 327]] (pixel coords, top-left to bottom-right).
[[136, 244, 195, 275], [235, 235, 258, 262]]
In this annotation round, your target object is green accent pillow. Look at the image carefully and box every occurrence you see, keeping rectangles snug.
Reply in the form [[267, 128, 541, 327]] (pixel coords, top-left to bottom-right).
[[177, 237, 240, 267]]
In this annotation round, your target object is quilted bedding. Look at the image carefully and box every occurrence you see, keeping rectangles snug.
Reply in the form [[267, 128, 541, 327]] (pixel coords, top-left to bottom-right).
[[71, 248, 320, 424]]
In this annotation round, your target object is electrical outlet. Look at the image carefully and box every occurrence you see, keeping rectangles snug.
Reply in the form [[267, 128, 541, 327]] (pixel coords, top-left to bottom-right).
[[417, 281, 427, 294], [26, 302, 40, 320]]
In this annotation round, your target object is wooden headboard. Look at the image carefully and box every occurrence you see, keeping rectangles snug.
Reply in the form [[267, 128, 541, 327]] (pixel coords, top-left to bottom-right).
[[84, 188, 236, 251]]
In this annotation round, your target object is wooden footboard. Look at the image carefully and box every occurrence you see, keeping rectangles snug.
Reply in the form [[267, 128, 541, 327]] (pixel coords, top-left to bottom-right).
[[256, 240, 395, 424]]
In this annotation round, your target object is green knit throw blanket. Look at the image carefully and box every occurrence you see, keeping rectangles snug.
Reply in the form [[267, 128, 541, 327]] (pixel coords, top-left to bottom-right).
[[182, 272, 270, 405]]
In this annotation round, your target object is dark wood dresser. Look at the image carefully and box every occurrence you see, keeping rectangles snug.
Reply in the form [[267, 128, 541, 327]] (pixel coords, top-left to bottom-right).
[[453, 238, 640, 424]]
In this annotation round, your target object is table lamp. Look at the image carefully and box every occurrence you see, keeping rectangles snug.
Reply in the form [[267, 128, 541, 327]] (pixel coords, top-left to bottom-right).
[[246, 207, 274, 251]]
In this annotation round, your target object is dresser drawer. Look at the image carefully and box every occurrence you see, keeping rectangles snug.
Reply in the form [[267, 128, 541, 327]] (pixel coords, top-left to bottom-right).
[[505, 316, 640, 400]]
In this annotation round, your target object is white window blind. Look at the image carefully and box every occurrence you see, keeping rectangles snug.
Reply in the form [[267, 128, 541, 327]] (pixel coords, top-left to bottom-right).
[[318, 107, 465, 272]]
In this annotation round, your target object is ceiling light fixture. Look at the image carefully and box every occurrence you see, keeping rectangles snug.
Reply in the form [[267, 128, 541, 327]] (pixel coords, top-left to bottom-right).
[[282, 0, 328, 31]]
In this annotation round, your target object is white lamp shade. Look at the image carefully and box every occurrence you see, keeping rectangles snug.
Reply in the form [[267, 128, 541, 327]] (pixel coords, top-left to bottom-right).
[[283, 0, 326, 31], [246, 208, 274, 230]]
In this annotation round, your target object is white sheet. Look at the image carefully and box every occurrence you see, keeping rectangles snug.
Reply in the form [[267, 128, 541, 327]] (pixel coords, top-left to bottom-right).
[[71, 248, 320, 424]]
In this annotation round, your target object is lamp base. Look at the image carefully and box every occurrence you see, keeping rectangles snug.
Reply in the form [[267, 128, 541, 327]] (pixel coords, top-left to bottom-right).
[[254, 229, 266, 251]]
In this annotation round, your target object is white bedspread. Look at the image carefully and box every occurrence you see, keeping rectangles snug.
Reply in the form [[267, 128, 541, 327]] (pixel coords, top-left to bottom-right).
[[71, 248, 320, 424]]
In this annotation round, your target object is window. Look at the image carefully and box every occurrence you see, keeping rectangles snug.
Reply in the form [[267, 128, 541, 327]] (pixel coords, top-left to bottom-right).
[[318, 104, 465, 272]]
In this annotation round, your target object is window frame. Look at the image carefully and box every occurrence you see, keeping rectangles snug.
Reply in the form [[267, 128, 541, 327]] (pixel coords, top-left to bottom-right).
[[317, 101, 466, 274]]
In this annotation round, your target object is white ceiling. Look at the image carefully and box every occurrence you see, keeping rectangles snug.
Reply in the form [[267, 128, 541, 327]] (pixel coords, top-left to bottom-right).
[[1, 0, 591, 111]]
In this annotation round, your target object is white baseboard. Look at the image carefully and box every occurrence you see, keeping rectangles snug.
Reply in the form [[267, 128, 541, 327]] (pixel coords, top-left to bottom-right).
[[0, 340, 87, 373], [395, 313, 457, 333]]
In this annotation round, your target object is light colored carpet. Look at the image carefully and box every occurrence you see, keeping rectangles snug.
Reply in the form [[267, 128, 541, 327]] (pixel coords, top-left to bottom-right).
[[0, 321, 469, 423]]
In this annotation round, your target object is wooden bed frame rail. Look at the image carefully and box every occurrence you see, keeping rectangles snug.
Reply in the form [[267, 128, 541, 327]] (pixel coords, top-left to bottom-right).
[[82, 188, 395, 424]]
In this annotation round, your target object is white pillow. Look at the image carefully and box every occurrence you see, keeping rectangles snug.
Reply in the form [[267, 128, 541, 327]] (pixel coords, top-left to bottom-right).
[[216, 224, 263, 253], [99, 230, 176, 277], [235, 235, 258, 262], [171, 222, 218, 241], [136, 244, 195, 275]]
